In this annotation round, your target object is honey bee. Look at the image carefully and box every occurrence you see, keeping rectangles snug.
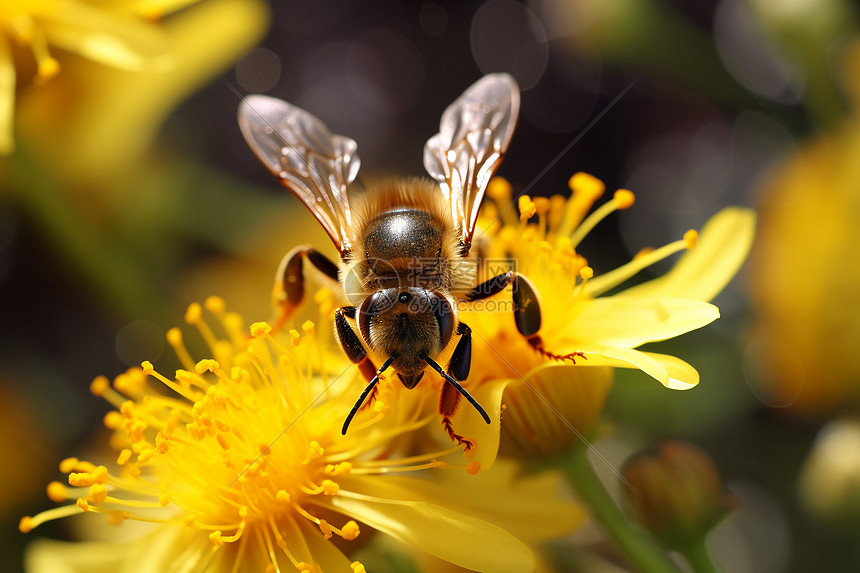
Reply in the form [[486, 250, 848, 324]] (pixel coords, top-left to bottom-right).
[[238, 74, 574, 448]]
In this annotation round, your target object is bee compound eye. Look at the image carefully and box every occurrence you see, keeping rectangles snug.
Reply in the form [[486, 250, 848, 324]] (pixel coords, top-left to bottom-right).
[[426, 291, 454, 348]]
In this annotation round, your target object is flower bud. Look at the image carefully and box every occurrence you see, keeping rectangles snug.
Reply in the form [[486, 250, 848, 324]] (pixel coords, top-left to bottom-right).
[[622, 441, 737, 549], [800, 418, 860, 524], [500, 364, 613, 459]]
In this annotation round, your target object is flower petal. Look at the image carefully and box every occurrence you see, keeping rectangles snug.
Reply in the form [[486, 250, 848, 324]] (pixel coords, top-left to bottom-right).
[[24, 526, 214, 573], [620, 207, 756, 302], [578, 347, 700, 389], [0, 37, 15, 154], [563, 297, 719, 348], [638, 351, 700, 390], [450, 378, 510, 471], [578, 347, 668, 386], [336, 460, 583, 545], [330, 490, 535, 573]]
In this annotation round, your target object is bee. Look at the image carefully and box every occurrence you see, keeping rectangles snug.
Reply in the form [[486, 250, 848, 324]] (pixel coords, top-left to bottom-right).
[[238, 74, 573, 448]]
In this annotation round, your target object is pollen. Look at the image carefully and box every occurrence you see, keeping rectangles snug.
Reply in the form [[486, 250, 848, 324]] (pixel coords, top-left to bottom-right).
[[466, 461, 481, 475], [250, 321, 272, 338], [518, 196, 537, 220], [321, 479, 340, 495], [342, 521, 361, 540]]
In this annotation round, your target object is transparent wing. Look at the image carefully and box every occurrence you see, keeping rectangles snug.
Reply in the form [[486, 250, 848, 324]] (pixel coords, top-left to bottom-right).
[[423, 74, 520, 252], [238, 95, 359, 254]]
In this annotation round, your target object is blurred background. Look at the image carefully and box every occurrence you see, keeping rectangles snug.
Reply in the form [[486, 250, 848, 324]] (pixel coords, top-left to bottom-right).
[[3, 0, 860, 571]]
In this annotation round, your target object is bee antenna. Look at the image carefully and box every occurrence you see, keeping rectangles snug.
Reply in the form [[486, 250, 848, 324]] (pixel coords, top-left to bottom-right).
[[342, 354, 397, 435], [421, 354, 491, 424]]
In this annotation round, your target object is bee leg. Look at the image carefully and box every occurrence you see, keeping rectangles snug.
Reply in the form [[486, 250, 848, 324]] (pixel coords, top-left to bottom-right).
[[272, 246, 340, 332], [463, 272, 586, 364], [423, 344, 489, 451], [336, 307, 393, 434]]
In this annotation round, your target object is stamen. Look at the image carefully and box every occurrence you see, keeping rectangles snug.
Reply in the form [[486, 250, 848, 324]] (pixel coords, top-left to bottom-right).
[[557, 172, 606, 236], [9, 16, 60, 84], [142, 362, 202, 402], [166, 328, 196, 371], [569, 190, 637, 249], [584, 235, 694, 297], [19, 504, 83, 533], [518, 196, 536, 223], [90, 375, 127, 408]]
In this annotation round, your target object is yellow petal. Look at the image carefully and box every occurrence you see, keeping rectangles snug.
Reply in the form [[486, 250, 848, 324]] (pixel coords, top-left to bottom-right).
[[24, 526, 217, 573], [0, 37, 15, 154], [637, 351, 700, 390], [17, 0, 270, 184], [563, 297, 719, 348], [620, 207, 756, 302], [579, 347, 700, 389], [42, 2, 171, 71], [338, 460, 583, 545], [450, 378, 510, 471], [330, 491, 535, 573], [432, 458, 585, 542]]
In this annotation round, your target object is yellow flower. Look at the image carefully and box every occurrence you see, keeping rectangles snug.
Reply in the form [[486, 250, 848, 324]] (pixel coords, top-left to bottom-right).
[[21, 297, 582, 572], [749, 40, 860, 413], [3, 0, 268, 185], [444, 173, 754, 466]]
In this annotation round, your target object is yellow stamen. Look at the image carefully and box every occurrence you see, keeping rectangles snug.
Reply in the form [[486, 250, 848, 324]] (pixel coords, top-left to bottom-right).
[[613, 189, 636, 209], [684, 229, 698, 248], [518, 196, 536, 222], [47, 481, 68, 502], [569, 193, 627, 249], [204, 296, 226, 316], [251, 322, 272, 338], [584, 235, 694, 297], [19, 504, 84, 533], [166, 327, 196, 371], [342, 521, 361, 541], [558, 172, 606, 235]]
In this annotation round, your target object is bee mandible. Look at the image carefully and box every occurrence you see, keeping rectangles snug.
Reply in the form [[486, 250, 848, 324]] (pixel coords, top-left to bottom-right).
[[238, 74, 575, 448]]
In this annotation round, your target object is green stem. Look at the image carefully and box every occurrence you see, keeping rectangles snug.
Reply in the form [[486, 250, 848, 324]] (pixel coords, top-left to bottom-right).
[[563, 448, 683, 573], [679, 537, 719, 573]]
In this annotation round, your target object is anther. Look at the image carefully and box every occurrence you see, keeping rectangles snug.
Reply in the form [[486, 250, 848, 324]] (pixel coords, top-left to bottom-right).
[[184, 303, 202, 325], [89, 376, 109, 396], [613, 189, 635, 209], [568, 172, 605, 200], [204, 296, 226, 315], [250, 322, 272, 338], [684, 229, 698, 249], [487, 177, 512, 202], [342, 521, 361, 540]]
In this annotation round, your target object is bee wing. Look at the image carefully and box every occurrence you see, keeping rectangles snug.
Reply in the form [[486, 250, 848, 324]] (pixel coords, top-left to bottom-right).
[[238, 95, 359, 255], [423, 74, 520, 252]]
